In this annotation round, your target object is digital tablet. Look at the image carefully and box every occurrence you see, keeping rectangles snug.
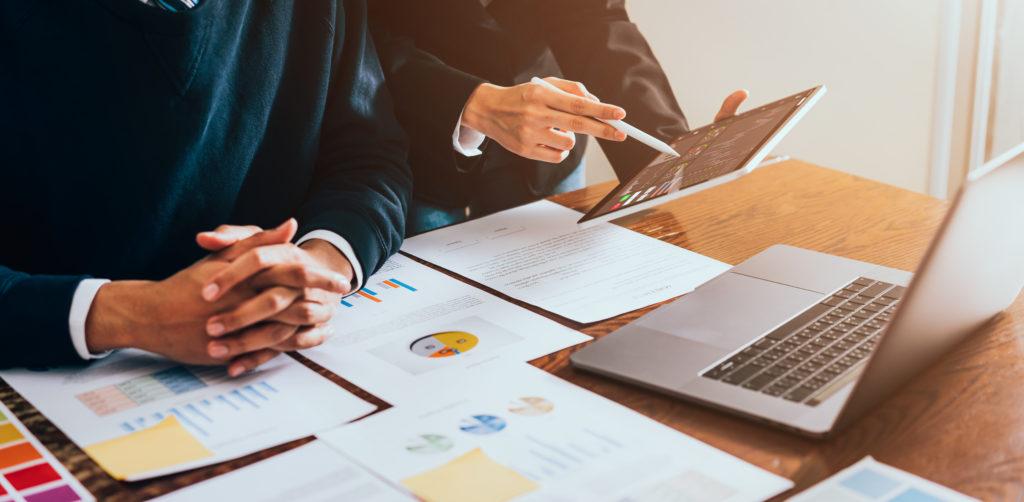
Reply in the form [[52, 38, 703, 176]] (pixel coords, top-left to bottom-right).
[[578, 85, 826, 226]]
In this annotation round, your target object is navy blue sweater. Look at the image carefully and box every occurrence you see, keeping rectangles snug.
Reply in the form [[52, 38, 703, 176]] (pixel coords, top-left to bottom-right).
[[0, 0, 412, 368]]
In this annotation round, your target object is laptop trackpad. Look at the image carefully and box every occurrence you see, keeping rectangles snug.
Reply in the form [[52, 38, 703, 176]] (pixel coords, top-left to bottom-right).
[[637, 272, 824, 350]]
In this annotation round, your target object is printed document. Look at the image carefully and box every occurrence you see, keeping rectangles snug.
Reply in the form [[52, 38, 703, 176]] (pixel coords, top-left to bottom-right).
[[319, 363, 792, 502], [790, 456, 977, 502], [0, 351, 374, 481], [152, 441, 412, 502], [302, 254, 590, 404], [402, 200, 729, 323]]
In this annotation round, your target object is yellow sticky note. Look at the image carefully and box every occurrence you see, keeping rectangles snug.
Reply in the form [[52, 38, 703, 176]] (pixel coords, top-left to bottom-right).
[[84, 415, 213, 480], [401, 448, 539, 502]]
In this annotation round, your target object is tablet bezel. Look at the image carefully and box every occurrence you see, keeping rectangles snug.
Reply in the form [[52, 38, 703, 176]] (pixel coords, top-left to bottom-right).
[[577, 85, 827, 227]]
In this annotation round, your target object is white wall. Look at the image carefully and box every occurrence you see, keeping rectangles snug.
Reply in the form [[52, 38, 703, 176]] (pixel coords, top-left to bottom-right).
[[586, 1, 951, 194]]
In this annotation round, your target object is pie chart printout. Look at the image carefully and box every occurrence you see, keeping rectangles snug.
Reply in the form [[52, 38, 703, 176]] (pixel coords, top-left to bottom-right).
[[405, 434, 454, 454], [508, 397, 555, 416], [409, 332, 479, 358], [458, 414, 507, 435]]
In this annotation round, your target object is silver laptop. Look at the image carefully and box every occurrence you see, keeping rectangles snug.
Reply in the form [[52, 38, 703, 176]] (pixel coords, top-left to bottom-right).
[[571, 144, 1024, 437]]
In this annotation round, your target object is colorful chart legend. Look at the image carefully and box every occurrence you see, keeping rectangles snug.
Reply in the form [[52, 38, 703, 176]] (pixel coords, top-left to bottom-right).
[[341, 278, 417, 307], [0, 402, 93, 502], [75, 366, 221, 417]]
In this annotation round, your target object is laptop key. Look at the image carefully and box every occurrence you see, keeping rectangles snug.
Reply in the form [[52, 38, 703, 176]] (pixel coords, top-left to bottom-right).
[[742, 373, 777, 391], [883, 286, 906, 299], [821, 296, 845, 307], [853, 277, 874, 286], [721, 364, 760, 384], [784, 385, 817, 402]]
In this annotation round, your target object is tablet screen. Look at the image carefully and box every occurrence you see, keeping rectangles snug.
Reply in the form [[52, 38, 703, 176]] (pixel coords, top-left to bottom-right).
[[579, 87, 819, 223]]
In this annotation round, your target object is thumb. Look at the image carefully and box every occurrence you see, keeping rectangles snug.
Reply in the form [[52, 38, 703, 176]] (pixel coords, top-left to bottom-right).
[[215, 218, 298, 261], [714, 89, 749, 122]]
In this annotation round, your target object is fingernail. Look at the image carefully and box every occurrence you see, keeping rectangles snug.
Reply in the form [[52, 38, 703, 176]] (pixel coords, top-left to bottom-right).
[[276, 218, 294, 231], [614, 109, 626, 119], [202, 283, 219, 301], [207, 321, 225, 336], [616, 131, 626, 141], [228, 364, 245, 377], [209, 344, 228, 358]]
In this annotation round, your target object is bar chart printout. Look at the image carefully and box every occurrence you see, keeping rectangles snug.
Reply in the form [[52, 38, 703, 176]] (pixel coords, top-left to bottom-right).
[[342, 277, 417, 308], [0, 401, 94, 502], [0, 350, 375, 481]]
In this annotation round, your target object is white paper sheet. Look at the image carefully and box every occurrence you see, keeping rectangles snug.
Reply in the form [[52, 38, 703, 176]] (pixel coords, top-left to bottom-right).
[[0, 400, 94, 502], [301, 254, 590, 404], [789, 456, 978, 502], [319, 363, 792, 502], [152, 441, 413, 502], [402, 200, 730, 323], [0, 351, 375, 480]]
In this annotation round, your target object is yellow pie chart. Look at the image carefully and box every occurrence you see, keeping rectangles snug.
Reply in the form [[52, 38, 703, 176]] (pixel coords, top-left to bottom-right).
[[410, 332, 479, 358]]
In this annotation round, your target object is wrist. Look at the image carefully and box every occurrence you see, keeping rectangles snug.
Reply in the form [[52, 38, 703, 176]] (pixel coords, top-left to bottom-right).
[[461, 83, 501, 134], [299, 239, 354, 284], [85, 280, 153, 353]]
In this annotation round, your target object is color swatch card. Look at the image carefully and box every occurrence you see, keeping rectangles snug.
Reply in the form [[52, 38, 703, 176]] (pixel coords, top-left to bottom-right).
[[0, 401, 93, 502], [790, 456, 978, 502], [0, 351, 375, 481], [303, 254, 590, 404], [402, 199, 730, 323], [319, 363, 792, 502], [152, 441, 412, 502]]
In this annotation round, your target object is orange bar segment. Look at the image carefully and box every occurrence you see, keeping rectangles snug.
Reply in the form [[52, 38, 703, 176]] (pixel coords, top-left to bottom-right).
[[0, 442, 42, 470], [357, 291, 382, 303]]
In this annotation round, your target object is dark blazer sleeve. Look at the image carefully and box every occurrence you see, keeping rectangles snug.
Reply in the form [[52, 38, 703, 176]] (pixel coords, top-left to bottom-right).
[[296, 0, 414, 280], [367, 0, 487, 179], [537, 0, 690, 179], [0, 267, 88, 368]]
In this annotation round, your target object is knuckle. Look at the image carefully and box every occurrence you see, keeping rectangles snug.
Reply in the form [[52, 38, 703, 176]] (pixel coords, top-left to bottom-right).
[[252, 248, 270, 267], [290, 265, 308, 284], [571, 99, 585, 115], [265, 292, 288, 311], [298, 302, 318, 321], [522, 84, 539, 101], [215, 224, 231, 232], [569, 117, 585, 131]]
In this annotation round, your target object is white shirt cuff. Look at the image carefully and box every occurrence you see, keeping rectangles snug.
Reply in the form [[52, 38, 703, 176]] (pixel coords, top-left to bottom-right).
[[296, 230, 365, 294], [452, 107, 486, 157], [69, 278, 113, 361]]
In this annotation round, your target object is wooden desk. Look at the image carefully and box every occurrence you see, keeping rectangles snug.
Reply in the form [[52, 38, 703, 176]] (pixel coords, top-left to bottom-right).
[[3, 160, 1022, 500]]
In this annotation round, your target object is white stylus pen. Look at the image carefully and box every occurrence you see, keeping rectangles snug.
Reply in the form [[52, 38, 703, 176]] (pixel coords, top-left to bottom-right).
[[530, 77, 680, 157]]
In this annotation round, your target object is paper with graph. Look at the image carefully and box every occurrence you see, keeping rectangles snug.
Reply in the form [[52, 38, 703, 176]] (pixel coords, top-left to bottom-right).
[[319, 363, 792, 502], [302, 254, 590, 404], [0, 351, 374, 480]]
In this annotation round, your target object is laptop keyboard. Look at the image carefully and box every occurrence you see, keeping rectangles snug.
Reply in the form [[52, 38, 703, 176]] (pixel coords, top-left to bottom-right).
[[701, 277, 904, 406]]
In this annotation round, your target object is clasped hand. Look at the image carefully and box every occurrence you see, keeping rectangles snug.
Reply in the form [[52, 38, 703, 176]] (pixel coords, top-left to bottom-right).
[[86, 219, 352, 377]]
